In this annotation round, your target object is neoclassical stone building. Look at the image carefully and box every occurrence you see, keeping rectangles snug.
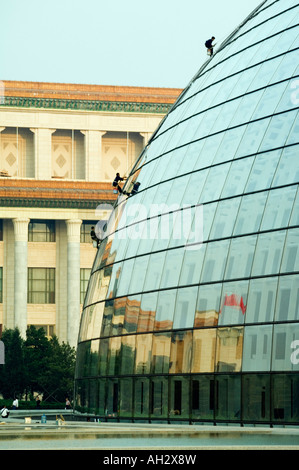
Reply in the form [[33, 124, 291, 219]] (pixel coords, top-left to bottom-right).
[[0, 80, 182, 346]]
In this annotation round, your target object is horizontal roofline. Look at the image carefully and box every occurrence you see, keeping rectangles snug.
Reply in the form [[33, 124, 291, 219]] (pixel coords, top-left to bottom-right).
[[1, 80, 183, 104]]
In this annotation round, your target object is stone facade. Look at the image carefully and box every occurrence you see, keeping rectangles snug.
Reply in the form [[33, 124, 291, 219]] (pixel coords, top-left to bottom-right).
[[0, 80, 182, 346]]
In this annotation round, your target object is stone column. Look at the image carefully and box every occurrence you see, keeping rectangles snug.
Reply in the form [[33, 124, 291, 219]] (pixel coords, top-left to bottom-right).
[[13, 218, 30, 338], [82, 130, 106, 181], [66, 219, 82, 347], [30, 128, 55, 180]]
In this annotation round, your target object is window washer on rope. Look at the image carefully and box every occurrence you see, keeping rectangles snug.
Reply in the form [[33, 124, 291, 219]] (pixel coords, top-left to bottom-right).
[[205, 36, 216, 56], [112, 173, 126, 194]]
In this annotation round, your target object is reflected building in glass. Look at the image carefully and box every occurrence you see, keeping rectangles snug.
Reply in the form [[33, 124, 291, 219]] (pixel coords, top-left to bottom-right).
[[75, 0, 299, 425]]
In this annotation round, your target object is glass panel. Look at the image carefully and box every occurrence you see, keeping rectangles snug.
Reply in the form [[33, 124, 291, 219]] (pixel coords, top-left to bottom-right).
[[246, 277, 277, 323], [106, 379, 119, 417], [134, 378, 150, 418], [195, 284, 221, 327], [242, 375, 270, 422], [290, 187, 299, 226], [215, 375, 241, 421], [261, 186, 297, 230], [178, 247, 205, 286], [272, 323, 299, 371], [143, 251, 167, 291], [119, 378, 133, 418], [242, 325, 272, 371], [191, 329, 216, 373], [160, 248, 185, 289], [221, 157, 254, 198], [151, 332, 171, 374], [123, 295, 140, 334], [260, 111, 298, 152], [137, 292, 157, 333], [120, 335, 136, 375], [191, 375, 214, 420], [274, 275, 299, 321], [169, 330, 192, 374], [150, 377, 168, 418], [135, 333, 152, 374], [245, 149, 281, 192], [272, 374, 299, 423], [201, 239, 230, 283], [224, 235, 257, 280], [233, 192, 267, 235], [98, 378, 107, 416], [251, 230, 286, 277], [173, 286, 198, 329], [98, 338, 109, 376], [155, 289, 176, 331], [169, 376, 190, 419], [219, 280, 248, 326], [280, 229, 299, 273], [199, 162, 231, 203], [213, 126, 246, 164], [210, 197, 241, 239], [235, 118, 271, 158], [215, 327, 244, 372], [107, 336, 122, 376], [110, 297, 125, 336]]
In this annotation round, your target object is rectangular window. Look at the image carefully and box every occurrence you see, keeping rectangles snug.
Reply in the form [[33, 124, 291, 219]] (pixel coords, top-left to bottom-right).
[[80, 222, 98, 243], [28, 268, 55, 303], [80, 268, 91, 304], [0, 220, 3, 241], [28, 220, 55, 242]]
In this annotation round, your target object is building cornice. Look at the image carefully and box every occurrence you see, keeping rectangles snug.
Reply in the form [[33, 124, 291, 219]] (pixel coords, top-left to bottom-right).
[[0, 179, 117, 209], [1, 96, 174, 114]]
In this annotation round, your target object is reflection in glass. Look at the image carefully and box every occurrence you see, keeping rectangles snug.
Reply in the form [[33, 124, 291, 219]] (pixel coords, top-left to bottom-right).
[[242, 375, 270, 422], [272, 374, 299, 423], [107, 336, 122, 376], [119, 378, 133, 418], [150, 377, 168, 418], [218, 280, 248, 326], [195, 284, 221, 327], [137, 292, 157, 332], [123, 295, 140, 334], [169, 330, 192, 374], [134, 378, 150, 418], [272, 323, 299, 371], [155, 290, 176, 331], [120, 335, 136, 375], [151, 332, 171, 374], [191, 375, 214, 420], [169, 376, 190, 418], [274, 275, 299, 321], [216, 327, 244, 372], [242, 325, 272, 371], [135, 334, 152, 374], [173, 286, 198, 329], [191, 329, 216, 373], [215, 375, 241, 421], [246, 277, 277, 323]]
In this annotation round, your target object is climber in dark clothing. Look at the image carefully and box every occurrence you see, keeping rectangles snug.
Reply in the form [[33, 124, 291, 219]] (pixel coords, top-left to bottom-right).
[[90, 226, 100, 247], [205, 36, 216, 56], [112, 173, 126, 193]]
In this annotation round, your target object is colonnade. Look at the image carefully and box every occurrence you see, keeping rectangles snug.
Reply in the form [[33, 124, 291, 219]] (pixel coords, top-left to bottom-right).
[[12, 217, 82, 347]]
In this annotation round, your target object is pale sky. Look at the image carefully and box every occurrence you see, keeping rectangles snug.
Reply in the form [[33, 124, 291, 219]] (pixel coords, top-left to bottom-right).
[[0, 0, 263, 89]]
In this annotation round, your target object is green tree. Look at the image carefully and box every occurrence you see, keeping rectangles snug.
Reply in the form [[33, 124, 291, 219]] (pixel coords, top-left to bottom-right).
[[24, 326, 51, 396], [40, 335, 76, 402], [0, 328, 25, 399]]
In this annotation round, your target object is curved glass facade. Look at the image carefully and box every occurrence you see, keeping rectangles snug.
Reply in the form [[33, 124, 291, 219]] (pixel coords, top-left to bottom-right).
[[75, 0, 299, 425]]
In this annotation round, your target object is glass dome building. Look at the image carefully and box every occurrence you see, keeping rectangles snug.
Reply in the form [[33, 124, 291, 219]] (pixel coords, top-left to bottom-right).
[[75, 0, 299, 425]]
